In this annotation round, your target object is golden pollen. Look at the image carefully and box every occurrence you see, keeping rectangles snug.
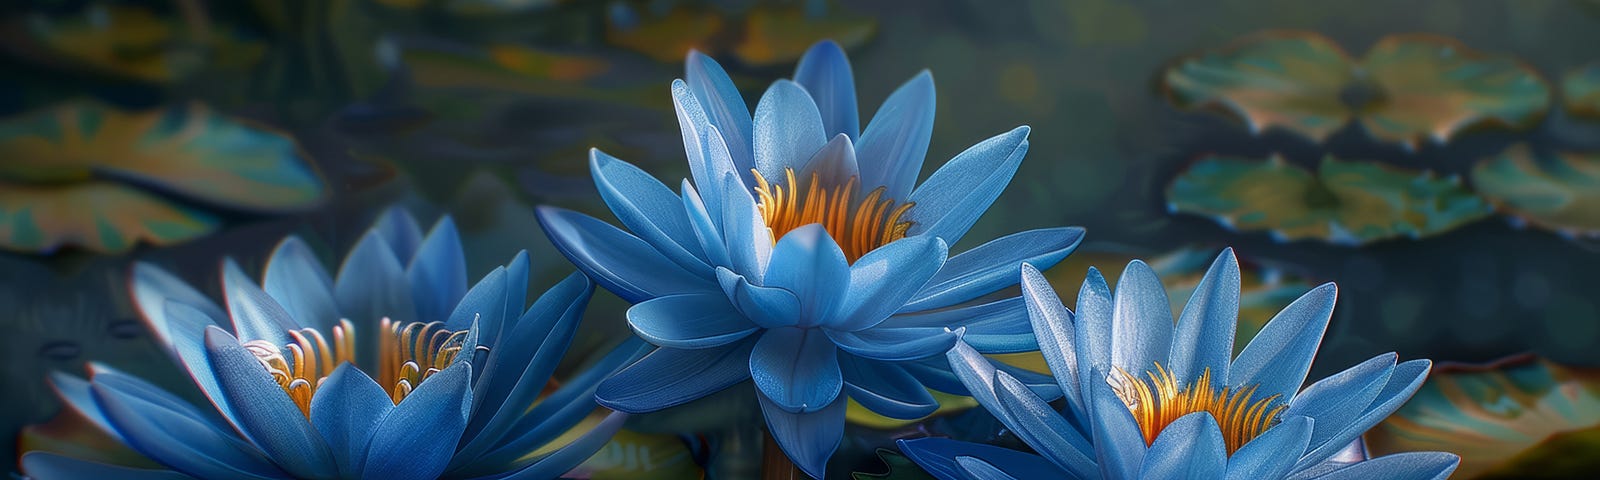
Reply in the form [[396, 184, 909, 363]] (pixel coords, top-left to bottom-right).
[[751, 168, 914, 262], [1109, 363, 1286, 455], [244, 318, 477, 417]]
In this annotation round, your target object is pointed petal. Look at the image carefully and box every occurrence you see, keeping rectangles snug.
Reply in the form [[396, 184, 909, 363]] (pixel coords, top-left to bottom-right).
[[839, 354, 937, 419], [897, 438, 1067, 480], [1294, 359, 1431, 471], [1230, 283, 1336, 402], [721, 173, 773, 280], [832, 236, 948, 331], [673, 79, 722, 211], [595, 340, 757, 412], [592, 148, 711, 272], [1110, 260, 1173, 377], [1226, 416, 1313, 480], [628, 293, 759, 348], [1021, 263, 1082, 413], [1088, 369, 1145, 479], [21, 452, 193, 480], [764, 224, 850, 326], [957, 456, 1021, 480], [1284, 353, 1396, 450], [334, 230, 417, 327], [858, 71, 936, 200], [757, 392, 845, 479], [905, 227, 1084, 311], [203, 327, 337, 478], [994, 372, 1097, 479], [444, 267, 508, 334], [752, 79, 829, 180], [221, 258, 296, 345], [1302, 452, 1458, 480], [160, 302, 240, 426], [796, 133, 861, 189], [407, 216, 468, 322], [91, 371, 283, 479], [794, 40, 860, 140], [361, 362, 473, 480], [717, 267, 800, 328], [1138, 412, 1227, 480], [130, 262, 227, 351], [262, 236, 338, 332], [1168, 248, 1240, 386], [536, 206, 715, 303], [309, 363, 393, 478], [496, 411, 630, 480], [881, 296, 1033, 353], [686, 50, 755, 177], [371, 207, 422, 262], [47, 371, 124, 442], [1075, 267, 1114, 397], [751, 327, 842, 413], [904, 126, 1030, 245], [827, 325, 962, 361], [681, 178, 731, 266]]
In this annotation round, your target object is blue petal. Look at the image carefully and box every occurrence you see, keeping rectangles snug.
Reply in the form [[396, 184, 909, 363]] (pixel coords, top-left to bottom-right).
[[793, 40, 860, 140], [1293, 359, 1431, 472], [361, 362, 472, 480], [160, 302, 240, 427], [496, 411, 630, 479], [595, 340, 757, 412], [752, 79, 828, 180], [445, 266, 508, 332], [673, 79, 727, 218], [903, 126, 1030, 245], [686, 50, 754, 178], [628, 293, 759, 348], [1088, 369, 1145, 479], [221, 258, 296, 346], [90, 371, 283, 479], [1229, 283, 1336, 403], [1226, 416, 1313, 480], [536, 206, 715, 303], [839, 354, 937, 420], [491, 250, 532, 348], [903, 357, 970, 396], [131, 262, 228, 351], [897, 438, 1067, 480], [993, 360, 1064, 401], [1300, 452, 1458, 480], [796, 133, 861, 190], [751, 327, 842, 413], [47, 371, 124, 443], [880, 296, 1033, 353], [592, 148, 712, 272], [993, 372, 1097, 479], [1019, 264, 1084, 422], [371, 207, 423, 262], [827, 324, 962, 361], [765, 224, 850, 326], [681, 179, 732, 267], [262, 236, 338, 332], [407, 216, 468, 323], [717, 267, 800, 328], [957, 456, 1020, 480], [1284, 353, 1396, 451], [1074, 268, 1114, 394], [904, 227, 1084, 311], [203, 327, 337, 478], [1110, 260, 1173, 378], [21, 452, 192, 480], [309, 363, 393, 478], [857, 71, 936, 201], [1138, 412, 1227, 480], [757, 392, 845, 479], [831, 236, 948, 331], [334, 230, 417, 328], [1167, 248, 1241, 386], [720, 173, 773, 280]]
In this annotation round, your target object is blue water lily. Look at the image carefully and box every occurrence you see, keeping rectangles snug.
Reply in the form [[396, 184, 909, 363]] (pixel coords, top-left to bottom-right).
[[898, 249, 1461, 480], [536, 40, 1084, 477], [21, 208, 648, 479]]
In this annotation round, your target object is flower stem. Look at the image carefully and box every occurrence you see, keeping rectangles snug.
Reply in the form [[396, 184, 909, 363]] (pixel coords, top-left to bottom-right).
[[761, 430, 803, 480]]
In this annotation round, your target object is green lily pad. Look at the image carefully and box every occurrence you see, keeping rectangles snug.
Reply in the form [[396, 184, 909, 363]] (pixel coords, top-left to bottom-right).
[[572, 427, 705, 479], [0, 182, 219, 254], [1471, 145, 1600, 238], [1563, 63, 1600, 118], [1164, 31, 1550, 147], [1365, 355, 1600, 479], [605, 4, 875, 67], [1167, 154, 1493, 246], [21, 4, 266, 82], [732, 5, 877, 67]]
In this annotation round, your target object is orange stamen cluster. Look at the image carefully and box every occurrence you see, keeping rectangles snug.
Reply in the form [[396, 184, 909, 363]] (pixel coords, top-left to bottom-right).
[[1109, 363, 1285, 454], [751, 168, 913, 261], [244, 318, 475, 418]]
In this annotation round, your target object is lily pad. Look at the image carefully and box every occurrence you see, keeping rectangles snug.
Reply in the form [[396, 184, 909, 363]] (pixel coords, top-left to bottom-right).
[[605, 4, 875, 67], [573, 428, 705, 479], [1365, 355, 1600, 479], [20, 4, 266, 82], [1167, 154, 1493, 246], [0, 100, 322, 253], [1563, 63, 1600, 118], [732, 6, 877, 67], [1164, 31, 1550, 147], [1471, 145, 1600, 238]]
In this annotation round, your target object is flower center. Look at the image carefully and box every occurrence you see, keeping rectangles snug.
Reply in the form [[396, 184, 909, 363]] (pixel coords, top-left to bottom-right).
[[244, 318, 476, 417], [751, 168, 914, 262], [1108, 363, 1285, 455]]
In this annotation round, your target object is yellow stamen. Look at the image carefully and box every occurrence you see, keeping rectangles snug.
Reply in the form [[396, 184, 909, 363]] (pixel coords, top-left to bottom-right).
[[750, 168, 914, 261], [1109, 363, 1285, 455]]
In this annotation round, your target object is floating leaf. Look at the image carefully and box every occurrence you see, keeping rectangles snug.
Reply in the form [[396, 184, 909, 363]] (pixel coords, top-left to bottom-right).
[[1167, 154, 1492, 245], [606, 8, 725, 64], [1164, 31, 1355, 141], [573, 428, 705, 479], [732, 6, 877, 67], [1472, 145, 1600, 238], [1365, 355, 1600, 479], [486, 44, 612, 82], [1164, 31, 1550, 146], [1564, 63, 1600, 118], [21, 4, 266, 82], [0, 182, 219, 254]]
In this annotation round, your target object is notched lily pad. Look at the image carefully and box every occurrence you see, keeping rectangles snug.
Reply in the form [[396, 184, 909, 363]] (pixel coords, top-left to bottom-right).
[[1471, 145, 1600, 239], [0, 100, 322, 254], [1164, 31, 1550, 147], [1366, 355, 1600, 479], [1563, 63, 1600, 118], [1167, 154, 1492, 246]]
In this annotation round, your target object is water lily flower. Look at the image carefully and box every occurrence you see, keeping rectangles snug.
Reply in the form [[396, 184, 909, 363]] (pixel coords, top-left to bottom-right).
[[536, 40, 1084, 477], [898, 249, 1461, 480], [21, 208, 648, 479]]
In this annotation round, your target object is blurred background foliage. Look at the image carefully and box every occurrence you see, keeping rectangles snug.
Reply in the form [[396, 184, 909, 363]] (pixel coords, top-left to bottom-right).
[[3, 0, 1600, 477]]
